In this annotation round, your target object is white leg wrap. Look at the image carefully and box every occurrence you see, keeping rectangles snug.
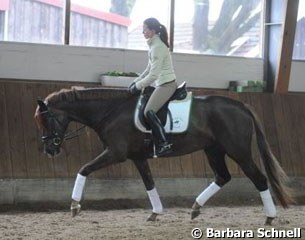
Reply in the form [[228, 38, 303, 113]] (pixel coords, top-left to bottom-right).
[[147, 188, 163, 214], [260, 189, 277, 218], [72, 174, 86, 201], [196, 182, 221, 206]]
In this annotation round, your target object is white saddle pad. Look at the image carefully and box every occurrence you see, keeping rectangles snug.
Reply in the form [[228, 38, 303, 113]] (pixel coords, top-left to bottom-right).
[[134, 92, 193, 134]]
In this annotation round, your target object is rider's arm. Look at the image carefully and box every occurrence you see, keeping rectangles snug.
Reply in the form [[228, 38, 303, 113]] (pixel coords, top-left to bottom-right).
[[133, 62, 151, 83], [135, 46, 164, 89]]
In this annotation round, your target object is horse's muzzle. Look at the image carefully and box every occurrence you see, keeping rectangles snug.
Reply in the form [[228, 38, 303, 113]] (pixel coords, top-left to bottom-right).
[[45, 146, 61, 158]]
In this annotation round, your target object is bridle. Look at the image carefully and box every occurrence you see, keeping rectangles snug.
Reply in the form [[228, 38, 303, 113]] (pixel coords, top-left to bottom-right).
[[39, 110, 86, 146], [37, 93, 133, 147]]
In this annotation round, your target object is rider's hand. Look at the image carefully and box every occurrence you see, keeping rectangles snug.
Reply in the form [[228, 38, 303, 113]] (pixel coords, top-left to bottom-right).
[[128, 82, 135, 90], [129, 83, 140, 95]]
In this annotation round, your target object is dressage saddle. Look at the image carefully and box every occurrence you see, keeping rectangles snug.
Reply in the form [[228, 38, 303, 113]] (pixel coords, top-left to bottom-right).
[[138, 82, 187, 130]]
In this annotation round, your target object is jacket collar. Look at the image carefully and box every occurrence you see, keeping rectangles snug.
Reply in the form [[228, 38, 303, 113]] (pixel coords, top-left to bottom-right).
[[147, 34, 160, 46]]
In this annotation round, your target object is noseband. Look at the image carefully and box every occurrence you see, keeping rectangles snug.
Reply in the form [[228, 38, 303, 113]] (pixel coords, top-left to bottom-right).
[[39, 110, 85, 146]]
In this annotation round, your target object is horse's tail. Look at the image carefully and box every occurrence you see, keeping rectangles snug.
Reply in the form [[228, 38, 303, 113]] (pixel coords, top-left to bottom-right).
[[244, 104, 294, 208]]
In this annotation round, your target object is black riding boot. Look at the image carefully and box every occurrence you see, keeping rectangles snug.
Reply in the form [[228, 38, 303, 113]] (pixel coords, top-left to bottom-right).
[[146, 110, 172, 157]]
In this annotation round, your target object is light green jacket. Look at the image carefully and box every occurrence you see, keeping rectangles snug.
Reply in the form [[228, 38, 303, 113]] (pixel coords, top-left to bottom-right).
[[134, 35, 176, 89]]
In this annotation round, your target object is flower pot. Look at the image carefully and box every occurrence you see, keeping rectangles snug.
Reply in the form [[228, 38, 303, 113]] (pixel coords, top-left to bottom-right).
[[100, 75, 135, 87]]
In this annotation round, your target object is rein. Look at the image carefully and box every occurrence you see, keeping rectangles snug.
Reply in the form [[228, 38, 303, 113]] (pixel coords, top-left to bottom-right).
[[64, 125, 86, 141]]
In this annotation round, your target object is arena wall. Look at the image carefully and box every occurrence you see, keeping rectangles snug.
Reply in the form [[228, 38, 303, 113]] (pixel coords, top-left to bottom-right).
[[0, 79, 305, 205]]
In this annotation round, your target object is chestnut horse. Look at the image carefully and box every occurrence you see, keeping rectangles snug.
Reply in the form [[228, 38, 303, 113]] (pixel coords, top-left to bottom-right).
[[34, 87, 293, 225]]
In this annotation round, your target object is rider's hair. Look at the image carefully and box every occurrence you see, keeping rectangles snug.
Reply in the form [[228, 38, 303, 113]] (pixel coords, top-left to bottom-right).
[[144, 17, 169, 48]]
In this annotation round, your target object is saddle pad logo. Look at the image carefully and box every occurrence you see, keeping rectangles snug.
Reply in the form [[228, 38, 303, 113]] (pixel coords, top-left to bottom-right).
[[173, 117, 183, 129]]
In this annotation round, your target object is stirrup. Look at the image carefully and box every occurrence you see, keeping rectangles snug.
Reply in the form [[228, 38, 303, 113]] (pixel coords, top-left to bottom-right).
[[153, 143, 172, 158]]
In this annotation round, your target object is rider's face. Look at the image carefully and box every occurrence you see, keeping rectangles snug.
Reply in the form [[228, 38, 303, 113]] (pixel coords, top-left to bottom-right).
[[143, 24, 155, 39]]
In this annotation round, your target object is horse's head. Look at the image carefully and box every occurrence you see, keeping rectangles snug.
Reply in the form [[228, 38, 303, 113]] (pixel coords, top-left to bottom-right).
[[34, 100, 69, 157]]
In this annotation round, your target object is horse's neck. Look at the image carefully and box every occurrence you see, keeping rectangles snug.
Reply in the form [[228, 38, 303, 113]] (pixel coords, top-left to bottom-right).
[[63, 100, 98, 122], [57, 97, 132, 128]]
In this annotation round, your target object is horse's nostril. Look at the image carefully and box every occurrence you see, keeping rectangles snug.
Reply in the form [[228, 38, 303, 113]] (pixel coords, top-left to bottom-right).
[[54, 148, 60, 156], [45, 147, 54, 157]]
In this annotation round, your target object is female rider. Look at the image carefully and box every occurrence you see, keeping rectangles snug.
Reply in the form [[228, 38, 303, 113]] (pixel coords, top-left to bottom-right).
[[129, 17, 177, 157]]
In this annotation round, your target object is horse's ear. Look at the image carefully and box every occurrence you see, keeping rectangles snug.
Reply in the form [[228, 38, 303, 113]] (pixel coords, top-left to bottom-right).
[[37, 99, 48, 112]]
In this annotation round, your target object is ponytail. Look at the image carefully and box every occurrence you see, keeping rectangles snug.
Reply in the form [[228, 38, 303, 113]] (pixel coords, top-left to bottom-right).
[[159, 24, 169, 48], [144, 18, 169, 48]]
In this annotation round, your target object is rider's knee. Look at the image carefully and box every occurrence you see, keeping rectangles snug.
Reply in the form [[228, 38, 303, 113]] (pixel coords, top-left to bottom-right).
[[144, 109, 154, 118]]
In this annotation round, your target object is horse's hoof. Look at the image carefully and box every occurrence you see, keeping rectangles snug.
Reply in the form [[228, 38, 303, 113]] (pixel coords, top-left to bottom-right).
[[191, 209, 200, 220], [147, 213, 158, 221], [191, 202, 201, 220], [71, 201, 81, 218], [265, 217, 275, 225]]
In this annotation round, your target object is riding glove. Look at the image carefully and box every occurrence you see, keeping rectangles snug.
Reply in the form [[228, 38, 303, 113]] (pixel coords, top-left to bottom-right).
[[129, 83, 141, 95], [128, 81, 135, 89]]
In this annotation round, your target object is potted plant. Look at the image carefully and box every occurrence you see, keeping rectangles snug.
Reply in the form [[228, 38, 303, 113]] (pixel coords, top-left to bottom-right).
[[100, 71, 139, 87]]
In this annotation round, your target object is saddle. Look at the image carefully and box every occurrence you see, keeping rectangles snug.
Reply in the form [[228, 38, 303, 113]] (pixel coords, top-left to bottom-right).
[[138, 82, 188, 130]]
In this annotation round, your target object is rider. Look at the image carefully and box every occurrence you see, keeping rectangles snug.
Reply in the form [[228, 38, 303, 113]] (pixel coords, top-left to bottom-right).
[[129, 17, 177, 157]]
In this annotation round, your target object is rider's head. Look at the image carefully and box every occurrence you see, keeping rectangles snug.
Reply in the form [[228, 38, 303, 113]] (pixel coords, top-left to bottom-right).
[[143, 17, 169, 48]]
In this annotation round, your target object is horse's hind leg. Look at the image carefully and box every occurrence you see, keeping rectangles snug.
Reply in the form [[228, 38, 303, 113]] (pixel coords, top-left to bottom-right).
[[133, 158, 162, 221], [238, 158, 276, 225], [192, 144, 231, 220]]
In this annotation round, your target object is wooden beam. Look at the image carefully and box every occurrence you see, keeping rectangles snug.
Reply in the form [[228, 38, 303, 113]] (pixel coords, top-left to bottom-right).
[[64, 0, 71, 45], [169, 0, 175, 52], [274, 0, 299, 93]]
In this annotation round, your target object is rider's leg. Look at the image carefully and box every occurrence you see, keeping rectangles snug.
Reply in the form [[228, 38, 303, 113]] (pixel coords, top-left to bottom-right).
[[144, 81, 177, 156], [146, 110, 172, 156]]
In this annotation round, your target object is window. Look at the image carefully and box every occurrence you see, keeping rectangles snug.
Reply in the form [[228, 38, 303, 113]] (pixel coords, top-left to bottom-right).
[[0, 0, 9, 40], [174, 0, 264, 57], [69, 0, 170, 49], [0, 0, 65, 44], [1, 0, 265, 58], [70, 0, 130, 47], [128, 0, 170, 50], [293, 0, 305, 60]]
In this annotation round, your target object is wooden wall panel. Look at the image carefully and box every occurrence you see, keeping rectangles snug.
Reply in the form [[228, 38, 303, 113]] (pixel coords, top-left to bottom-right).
[[273, 95, 298, 174], [191, 151, 207, 178], [0, 79, 305, 180], [5, 83, 27, 178], [0, 84, 13, 178], [20, 83, 41, 177], [284, 95, 305, 175], [180, 154, 194, 177]]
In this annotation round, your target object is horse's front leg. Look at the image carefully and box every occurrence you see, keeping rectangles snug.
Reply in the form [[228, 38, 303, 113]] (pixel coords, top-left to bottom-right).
[[133, 158, 163, 221], [71, 147, 118, 217]]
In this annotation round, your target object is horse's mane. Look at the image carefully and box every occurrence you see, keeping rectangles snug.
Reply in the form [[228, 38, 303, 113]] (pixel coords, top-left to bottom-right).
[[45, 86, 130, 105], [34, 87, 130, 129]]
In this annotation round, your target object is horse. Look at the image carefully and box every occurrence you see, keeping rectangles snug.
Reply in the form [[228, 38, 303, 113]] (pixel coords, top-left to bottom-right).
[[34, 86, 293, 225]]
